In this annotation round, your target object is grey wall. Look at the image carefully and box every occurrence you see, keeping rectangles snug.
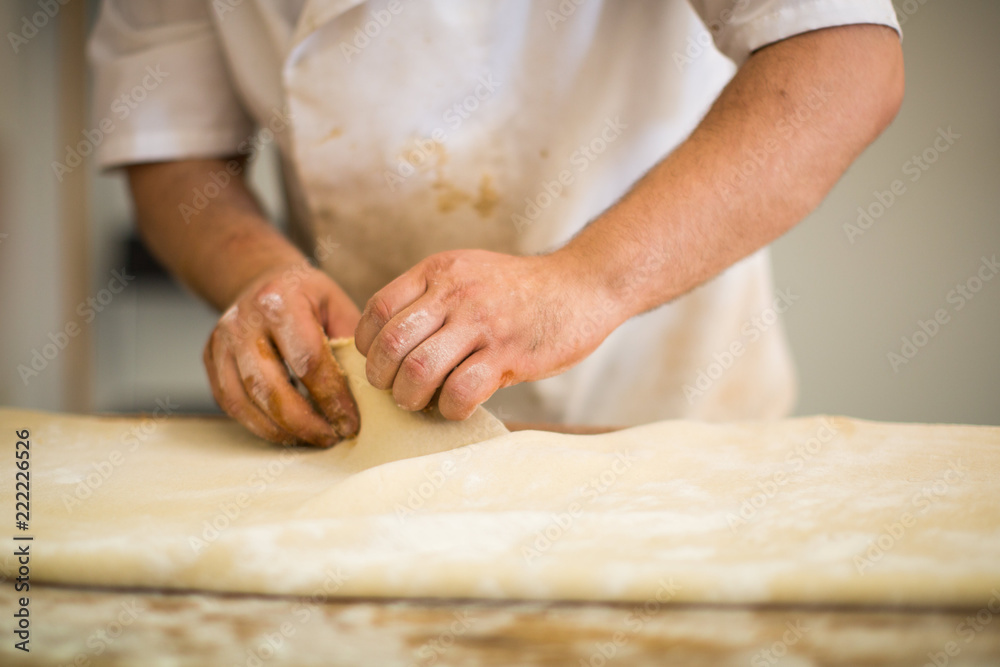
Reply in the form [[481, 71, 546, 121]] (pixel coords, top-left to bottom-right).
[[0, 1, 65, 409], [1, 0, 997, 424], [770, 0, 1000, 425]]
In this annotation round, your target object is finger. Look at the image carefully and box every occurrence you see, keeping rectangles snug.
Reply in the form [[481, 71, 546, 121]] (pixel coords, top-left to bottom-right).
[[365, 302, 445, 390], [438, 349, 509, 421], [268, 305, 360, 439], [235, 337, 343, 448], [355, 270, 427, 355], [322, 296, 362, 340], [391, 325, 480, 411], [204, 333, 299, 445]]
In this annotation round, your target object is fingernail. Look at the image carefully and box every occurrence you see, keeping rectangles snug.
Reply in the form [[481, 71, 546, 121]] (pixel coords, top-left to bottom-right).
[[335, 416, 359, 440]]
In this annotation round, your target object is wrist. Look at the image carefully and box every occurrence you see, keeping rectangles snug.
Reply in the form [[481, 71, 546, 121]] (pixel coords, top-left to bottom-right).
[[545, 242, 630, 342], [214, 248, 311, 310], [552, 223, 668, 328]]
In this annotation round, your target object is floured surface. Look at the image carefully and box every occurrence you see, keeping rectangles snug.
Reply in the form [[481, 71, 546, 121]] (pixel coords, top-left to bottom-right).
[[1, 347, 998, 605]]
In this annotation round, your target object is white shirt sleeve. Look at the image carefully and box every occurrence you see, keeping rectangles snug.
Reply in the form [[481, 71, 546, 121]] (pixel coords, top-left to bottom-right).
[[88, 0, 255, 169], [686, 0, 902, 66]]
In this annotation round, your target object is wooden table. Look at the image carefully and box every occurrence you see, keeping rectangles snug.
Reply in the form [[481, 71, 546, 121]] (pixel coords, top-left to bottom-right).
[[4, 584, 1000, 665]]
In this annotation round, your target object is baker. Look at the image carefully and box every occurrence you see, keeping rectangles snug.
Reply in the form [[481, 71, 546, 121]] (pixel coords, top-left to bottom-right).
[[89, 0, 903, 447]]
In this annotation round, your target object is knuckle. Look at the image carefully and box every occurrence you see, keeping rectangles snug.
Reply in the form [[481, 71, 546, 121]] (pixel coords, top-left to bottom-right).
[[445, 381, 477, 412], [376, 328, 407, 358], [207, 326, 224, 349], [444, 361, 497, 417], [214, 320, 236, 343], [400, 353, 433, 385], [253, 286, 286, 318], [289, 351, 318, 380], [426, 250, 460, 272], [219, 305, 240, 328], [241, 374, 273, 408], [437, 282, 465, 306], [364, 295, 394, 328]]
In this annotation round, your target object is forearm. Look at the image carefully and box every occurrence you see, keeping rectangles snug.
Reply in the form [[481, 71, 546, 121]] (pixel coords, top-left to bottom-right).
[[127, 159, 307, 311], [558, 24, 904, 322]]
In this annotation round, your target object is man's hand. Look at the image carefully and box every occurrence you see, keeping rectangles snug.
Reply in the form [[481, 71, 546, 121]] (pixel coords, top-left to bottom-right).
[[204, 263, 362, 447], [127, 159, 362, 447], [355, 249, 616, 420]]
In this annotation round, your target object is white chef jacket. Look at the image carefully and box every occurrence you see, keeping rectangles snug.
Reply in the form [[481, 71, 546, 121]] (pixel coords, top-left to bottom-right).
[[89, 0, 900, 426]]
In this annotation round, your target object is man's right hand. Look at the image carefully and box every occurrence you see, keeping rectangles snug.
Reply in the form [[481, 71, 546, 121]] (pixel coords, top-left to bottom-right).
[[203, 263, 362, 447], [127, 159, 362, 448]]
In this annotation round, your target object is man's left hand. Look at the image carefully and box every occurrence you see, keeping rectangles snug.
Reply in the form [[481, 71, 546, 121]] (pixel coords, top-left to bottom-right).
[[354, 249, 617, 420]]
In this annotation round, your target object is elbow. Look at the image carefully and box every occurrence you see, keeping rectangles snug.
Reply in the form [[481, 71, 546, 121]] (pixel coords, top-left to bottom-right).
[[875, 38, 905, 133], [863, 28, 906, 141]]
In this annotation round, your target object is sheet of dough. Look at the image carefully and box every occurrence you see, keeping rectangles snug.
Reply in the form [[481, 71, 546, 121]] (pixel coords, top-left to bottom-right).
[[2, 342, 998, 605]]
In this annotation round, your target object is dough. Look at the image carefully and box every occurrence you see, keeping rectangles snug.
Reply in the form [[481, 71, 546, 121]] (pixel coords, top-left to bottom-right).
[[323, 337, 509, 473], [2, 344, 998, 605]]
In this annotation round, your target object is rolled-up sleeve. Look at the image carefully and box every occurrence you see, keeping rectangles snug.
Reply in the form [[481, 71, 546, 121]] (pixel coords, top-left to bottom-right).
[[88, 0, 255, 169], [687, 0, 901, 66]]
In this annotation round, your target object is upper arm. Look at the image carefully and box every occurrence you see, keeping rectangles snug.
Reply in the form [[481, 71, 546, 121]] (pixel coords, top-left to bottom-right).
[[748, 23, 905, 136]]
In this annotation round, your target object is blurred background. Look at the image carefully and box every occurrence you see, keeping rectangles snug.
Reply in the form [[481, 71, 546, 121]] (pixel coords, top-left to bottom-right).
[[0, 0, 997, 425]]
